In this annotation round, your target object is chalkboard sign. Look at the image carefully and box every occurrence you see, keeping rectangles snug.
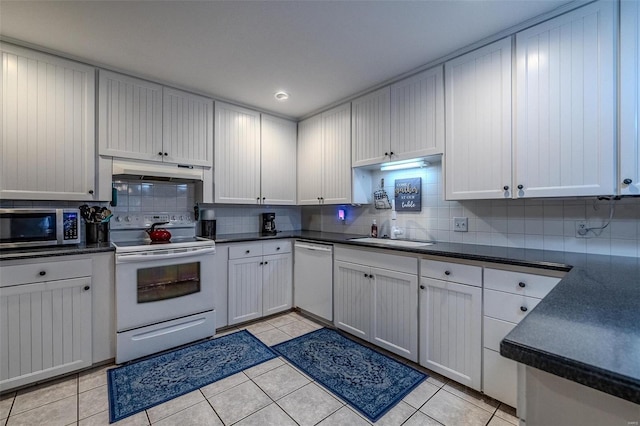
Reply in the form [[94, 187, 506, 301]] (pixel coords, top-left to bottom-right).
[[394, 178, 421, 212]]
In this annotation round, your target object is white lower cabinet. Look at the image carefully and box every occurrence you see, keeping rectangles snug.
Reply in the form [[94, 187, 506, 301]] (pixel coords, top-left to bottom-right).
[[0, 258, 93, 391], [228, 241, 292, 326], [334, 246, 418, 362], [482, 267, 563, 408], [419, 259, 482, 391]]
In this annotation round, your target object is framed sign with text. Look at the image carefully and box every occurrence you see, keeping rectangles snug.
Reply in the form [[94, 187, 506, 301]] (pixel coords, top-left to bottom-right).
[[394, 178, 421, 212]]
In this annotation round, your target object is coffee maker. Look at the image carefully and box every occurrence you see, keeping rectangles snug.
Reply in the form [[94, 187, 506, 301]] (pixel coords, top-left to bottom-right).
[[261, 212, 276, 235], [199, 208, 216, 239]]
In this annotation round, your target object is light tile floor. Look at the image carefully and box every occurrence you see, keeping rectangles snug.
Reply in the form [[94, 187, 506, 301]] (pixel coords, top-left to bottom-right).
[[0, 312, 518, 426]]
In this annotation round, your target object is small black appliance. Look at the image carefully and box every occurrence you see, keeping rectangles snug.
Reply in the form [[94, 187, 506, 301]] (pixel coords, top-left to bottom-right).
[[261, 212, 276, 235], [199, 208, 216, 239]]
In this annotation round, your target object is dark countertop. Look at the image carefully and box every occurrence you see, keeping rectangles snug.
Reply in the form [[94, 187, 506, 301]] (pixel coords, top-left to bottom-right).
[[0, 242, 114, 261], [2, 230, 638, 404], [216, 231, 640, 404]]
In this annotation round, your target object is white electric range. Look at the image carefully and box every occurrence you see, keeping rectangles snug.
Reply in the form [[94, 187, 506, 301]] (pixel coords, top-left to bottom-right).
[[110, 214, 216, 364]]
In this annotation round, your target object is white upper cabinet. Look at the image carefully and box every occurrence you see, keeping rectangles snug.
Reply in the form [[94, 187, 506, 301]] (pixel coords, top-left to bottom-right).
[[214, 102, 261, 204], [445, 38, 513, 200], [162, 87, 213, 167], [297, 114, 323, 204], [351, 87, 391, 167], [99, 71, 212, 167], [515, 0, 616, 198], [321, 103, 352, 204], [0, 43, 96, 201], [261, 114, 297, 205], [98, 70, 162, 162], [620, 0, 640, 195], [390, 66, 444, 161], [298, 103, 351, 205]]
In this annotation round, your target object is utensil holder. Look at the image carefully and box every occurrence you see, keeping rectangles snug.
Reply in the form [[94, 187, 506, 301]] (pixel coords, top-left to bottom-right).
[[86, 222, 109, 244]]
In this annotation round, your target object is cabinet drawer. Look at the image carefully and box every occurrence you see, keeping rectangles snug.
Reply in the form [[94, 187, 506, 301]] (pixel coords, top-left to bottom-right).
[[420, 259, 481, 286], [484, 316, 516, 351], [484, 268, 561, 298], [484, 289, 540, 323], [335, 246, 417, 275], [483, 347, 517, 408], [1, 259, 92, 287], [229, 243, 263, 259], [263, 240, 291, 256]]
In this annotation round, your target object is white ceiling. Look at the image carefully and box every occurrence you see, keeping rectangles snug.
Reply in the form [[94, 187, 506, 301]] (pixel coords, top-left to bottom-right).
[[1, 0, 577, 120]]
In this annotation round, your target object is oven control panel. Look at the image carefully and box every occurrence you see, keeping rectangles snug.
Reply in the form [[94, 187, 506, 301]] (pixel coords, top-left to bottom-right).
[[111, 213, 195, 229]]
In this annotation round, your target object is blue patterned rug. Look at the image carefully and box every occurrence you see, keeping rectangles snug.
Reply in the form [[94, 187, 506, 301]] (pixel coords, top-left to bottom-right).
[[273, 328, 427, 422], [107, 330, 276, 423]]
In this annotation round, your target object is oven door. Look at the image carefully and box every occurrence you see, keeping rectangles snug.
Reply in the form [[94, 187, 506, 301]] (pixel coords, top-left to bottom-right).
[[115, 247, 215, 331]]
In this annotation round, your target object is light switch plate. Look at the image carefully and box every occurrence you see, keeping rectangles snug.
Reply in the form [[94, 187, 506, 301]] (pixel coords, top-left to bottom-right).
[[454, 217, 468, 232]]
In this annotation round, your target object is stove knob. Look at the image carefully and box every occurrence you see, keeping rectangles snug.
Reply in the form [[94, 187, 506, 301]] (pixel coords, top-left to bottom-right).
[[171, 215, 177, 221], [125, 216, 131, 222], [115, 216, 122, 222], [180, 215, 185, 220]]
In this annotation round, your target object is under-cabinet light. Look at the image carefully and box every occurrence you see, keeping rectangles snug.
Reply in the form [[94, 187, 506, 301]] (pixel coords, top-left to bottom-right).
[[380, 159, 429, 171]]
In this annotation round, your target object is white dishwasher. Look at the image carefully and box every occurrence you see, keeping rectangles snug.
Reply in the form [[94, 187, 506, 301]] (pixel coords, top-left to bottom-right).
[[294, 241, 333, 321]]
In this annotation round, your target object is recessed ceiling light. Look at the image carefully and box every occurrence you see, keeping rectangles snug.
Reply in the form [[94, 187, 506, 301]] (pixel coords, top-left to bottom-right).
[[274, 91, 289, 101]]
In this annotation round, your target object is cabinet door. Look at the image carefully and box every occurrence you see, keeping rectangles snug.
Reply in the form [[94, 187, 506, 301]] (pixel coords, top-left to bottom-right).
[[321, 103, 352, 204], [215, 102, 261, 204], [0, 44, 96, 201], [98, 70, 163, 162], [515, 1, 615, 198], [228, 257, 262, 325], [262, 253, 292, 316], [334, 260, 371, 340], [297, 114, 323, 205], [390, 66, 444, 161], [371, 267, 418, 362], [620, 0, 640, 195], [163, 88, 213, 167], [419, 277, 481, 391], [0, 277, 92, 391], [352, 87, 391, 167], [261, 114, 297, 205], [445, 38, 513, 200]]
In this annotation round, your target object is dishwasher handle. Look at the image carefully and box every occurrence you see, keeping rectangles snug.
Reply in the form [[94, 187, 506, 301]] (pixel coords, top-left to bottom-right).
[[294, 243, 333, 253]]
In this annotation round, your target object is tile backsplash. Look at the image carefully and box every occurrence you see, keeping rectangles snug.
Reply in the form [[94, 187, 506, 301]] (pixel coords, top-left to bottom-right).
[[5, 166, 640, 257], [304, 162, 640, 258]]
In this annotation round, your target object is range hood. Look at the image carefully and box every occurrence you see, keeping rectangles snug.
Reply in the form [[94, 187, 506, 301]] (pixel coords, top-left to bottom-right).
[[112, 159, 205, 182]]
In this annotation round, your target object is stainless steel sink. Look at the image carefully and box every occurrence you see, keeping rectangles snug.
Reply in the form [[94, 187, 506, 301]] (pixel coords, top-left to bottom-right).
[[348, 237, 435, 248]]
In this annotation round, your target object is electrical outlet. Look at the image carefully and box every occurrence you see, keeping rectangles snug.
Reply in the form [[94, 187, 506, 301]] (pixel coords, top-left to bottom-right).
[[453, 217, 468, 232], [575, 220, 588, 237]]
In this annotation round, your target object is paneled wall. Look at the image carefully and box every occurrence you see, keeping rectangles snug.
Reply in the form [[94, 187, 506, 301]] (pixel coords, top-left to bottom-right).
[[304, 162, 640, 258]]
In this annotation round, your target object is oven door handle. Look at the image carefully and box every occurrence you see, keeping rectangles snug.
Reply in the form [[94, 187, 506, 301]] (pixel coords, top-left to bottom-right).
[[116, 247, 216, 263]]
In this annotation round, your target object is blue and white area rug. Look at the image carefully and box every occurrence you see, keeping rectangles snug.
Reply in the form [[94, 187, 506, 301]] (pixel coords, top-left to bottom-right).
[[107, 330, 276, 423], [273, 328, 427, 422]]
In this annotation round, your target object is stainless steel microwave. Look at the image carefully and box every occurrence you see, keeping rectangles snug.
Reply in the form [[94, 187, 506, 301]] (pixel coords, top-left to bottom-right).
[[0, 208, 81, 249]]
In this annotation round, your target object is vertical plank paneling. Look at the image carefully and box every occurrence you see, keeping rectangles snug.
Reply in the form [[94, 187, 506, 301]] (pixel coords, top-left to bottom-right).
[[334, 261, 371, 340], [620, 0, 640, 194], [445, 38, 512, 200], [163, 87, 213, 167], [420, 278, 481, 390], [390, 66, 444, 162], [297, 114, 323, 204], [322, 103, 351, 204], [228, 258, 262, 325], [1, 278, 91, 389], [98, 69, 162, 162], [351, 86, 390, 167], [1, 44, 94, 200], [261, 114, 297, 205], [372, 268, 417, 361], [214, 102, 260, 204], [515, 1, 615, 197]]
